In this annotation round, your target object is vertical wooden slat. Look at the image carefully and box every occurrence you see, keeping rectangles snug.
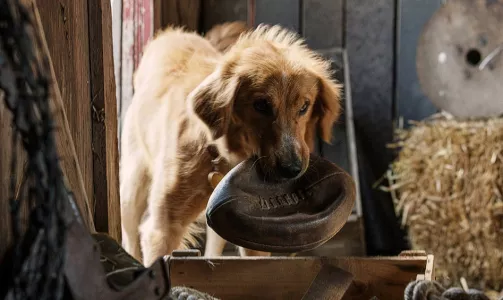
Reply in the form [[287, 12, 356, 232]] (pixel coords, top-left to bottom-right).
[[157, 0, 201, 32], [396, 0, 439, 126], [36, 0, 95, 227], [119, 0, 154, 142], [201, 0, 248, 33], [133, 0, 153, 71], [254, 0, 300, 32], [346, 0, 409, 255], [88, 0, 121, 241], [345, 0, 394, 176], [112, 0, 122, 136], [302, 0, 344, 49], [119, 0, 135, 142]]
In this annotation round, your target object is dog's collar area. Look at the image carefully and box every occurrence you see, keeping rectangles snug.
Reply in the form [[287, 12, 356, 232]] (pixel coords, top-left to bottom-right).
[[207, 144, 229, 190]]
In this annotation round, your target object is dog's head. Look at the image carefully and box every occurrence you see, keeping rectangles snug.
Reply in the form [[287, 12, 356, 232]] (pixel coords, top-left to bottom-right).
[[189, 25, 341, 181]]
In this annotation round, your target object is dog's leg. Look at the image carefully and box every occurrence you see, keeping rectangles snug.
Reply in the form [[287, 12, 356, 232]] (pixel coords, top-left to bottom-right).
[[139, 166, 188, 266], [140, 215, 186, 266], [238, 247, 271, 257], [120, 158, 149, 261], [204, 226, 227, 257]]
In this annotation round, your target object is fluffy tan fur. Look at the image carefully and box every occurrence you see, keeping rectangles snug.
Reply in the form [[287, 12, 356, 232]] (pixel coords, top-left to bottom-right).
[[120, 23, 342, 266], [204, 21, 250, 53]]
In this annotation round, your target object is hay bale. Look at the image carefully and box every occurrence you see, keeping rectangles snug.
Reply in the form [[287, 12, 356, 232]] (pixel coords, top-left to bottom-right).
[[385, 113, 503, 291]]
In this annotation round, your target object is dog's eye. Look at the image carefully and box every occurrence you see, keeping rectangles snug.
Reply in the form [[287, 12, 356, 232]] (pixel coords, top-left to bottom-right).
[[299, 101, 310, 116], [253, 99, 272, 115]]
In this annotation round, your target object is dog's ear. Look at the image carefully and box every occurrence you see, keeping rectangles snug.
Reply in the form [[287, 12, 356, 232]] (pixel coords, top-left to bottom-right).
[[314, 76, 342, 144], [188, 68, 241, 140]]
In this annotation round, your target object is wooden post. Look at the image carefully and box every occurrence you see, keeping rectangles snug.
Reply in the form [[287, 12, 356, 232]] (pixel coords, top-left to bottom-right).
[[36, 0, 96, 229], [36, 0, 121, 239], [88, 0, 122, 241]]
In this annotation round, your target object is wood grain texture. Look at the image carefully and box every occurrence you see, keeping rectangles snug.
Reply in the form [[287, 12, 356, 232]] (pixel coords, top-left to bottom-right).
[[200, 0, 248, 32], [254, 0, 300, 32], [0, 0, 95, 259], [396, 0, 440, 125], [169, 255, 429, 299], [345, 0, 395, 178], [0, 98, 24, 260], [119, 0, 154, 143], [155, 0, 201, 32], [112, 0, 122, 131], [34, 0, 95, 230], [88, 0, 121, 241], [36, 0, 94, 220], [302, 0, 344, 48]]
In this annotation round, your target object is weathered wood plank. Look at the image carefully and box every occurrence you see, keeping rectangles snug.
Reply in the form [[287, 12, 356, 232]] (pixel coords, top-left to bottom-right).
[[396, 0, 440, 125], [169, 255, 428, 299], [254, 0, 300, 32], [155, 0, 201, 32], [200, 0, 248, 33], [345, 0, 410, 256], [111, 0, 122, 132], [88, 0, 121, 241], [302, 0, 344, 49], [119, 0, 153, 143], [345, 0, 394, 177], [36, 0, 95, 228], [0, 98, 26, 260]]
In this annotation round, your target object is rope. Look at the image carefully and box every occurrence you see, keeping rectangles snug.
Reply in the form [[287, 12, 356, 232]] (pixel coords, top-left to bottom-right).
[[0, 0, 70, 299], [169, 286, 220, 300], [404, 280, 491, 300]]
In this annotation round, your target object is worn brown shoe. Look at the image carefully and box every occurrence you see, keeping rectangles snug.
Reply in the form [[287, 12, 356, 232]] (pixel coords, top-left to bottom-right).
[[206, 154, 356, 253]]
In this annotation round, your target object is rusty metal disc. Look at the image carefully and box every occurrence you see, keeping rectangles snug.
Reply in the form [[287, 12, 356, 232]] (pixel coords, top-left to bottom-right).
[[416, 0, 503, 118]]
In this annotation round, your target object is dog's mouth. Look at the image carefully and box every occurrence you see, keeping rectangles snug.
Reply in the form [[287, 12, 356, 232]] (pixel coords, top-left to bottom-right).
[[250, 155, 308, 183]]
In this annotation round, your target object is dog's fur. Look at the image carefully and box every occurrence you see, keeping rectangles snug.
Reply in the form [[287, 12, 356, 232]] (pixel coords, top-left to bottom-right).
[[120, 22, 342, 266]]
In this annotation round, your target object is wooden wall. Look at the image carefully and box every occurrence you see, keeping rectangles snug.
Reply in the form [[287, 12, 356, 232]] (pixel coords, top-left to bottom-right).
[[0, 0, 122, 261], [39, 0, 121, 241], [396, 0, 441, 126]]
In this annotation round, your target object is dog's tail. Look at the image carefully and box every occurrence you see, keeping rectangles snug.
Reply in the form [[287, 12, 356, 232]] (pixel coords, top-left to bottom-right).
[[204, 21, 250, 53]]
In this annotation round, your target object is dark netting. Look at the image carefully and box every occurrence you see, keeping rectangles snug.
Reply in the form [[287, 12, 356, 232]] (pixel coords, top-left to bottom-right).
[[0, 0, 68, 299]]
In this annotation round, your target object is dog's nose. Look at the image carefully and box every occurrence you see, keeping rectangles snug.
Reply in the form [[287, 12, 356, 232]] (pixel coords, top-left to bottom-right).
[[278, 159, 303, 179]]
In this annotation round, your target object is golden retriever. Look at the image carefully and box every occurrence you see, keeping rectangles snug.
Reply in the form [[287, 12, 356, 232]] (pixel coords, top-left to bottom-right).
[[120, 22, 342, 266]]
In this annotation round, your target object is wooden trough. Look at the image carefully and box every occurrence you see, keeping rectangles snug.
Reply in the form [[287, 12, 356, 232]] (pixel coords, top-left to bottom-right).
[[168, 250, 435, 299]]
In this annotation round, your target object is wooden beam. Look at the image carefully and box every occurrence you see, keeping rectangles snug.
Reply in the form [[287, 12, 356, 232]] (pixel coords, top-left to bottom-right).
[[88, 0, 121, 241], [345, 0, 396, 176], [36, 0, 95, 229], [395, 0, 440, 126], [155, 0, 201, 32], [169, 255, 430, 299]]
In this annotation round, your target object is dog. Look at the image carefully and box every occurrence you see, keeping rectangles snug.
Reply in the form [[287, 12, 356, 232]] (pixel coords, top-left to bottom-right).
[[119, 22, 342, 266]]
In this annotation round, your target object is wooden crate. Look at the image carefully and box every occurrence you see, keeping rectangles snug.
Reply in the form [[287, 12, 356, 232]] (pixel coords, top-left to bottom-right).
[[168, 250, 435, 299]]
